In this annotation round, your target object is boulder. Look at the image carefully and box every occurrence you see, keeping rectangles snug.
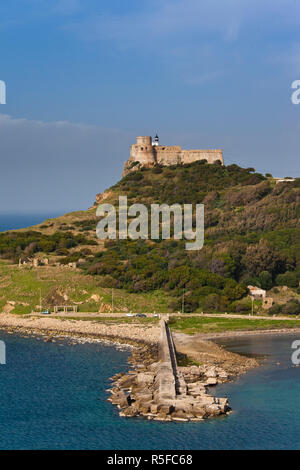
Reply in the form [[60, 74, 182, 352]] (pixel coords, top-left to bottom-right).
[[157, 404, 173, 415], [150, 404, 159, 414], [137, 372, 154, 385], [120, 406, 139, 417], [191, 406, 208, 419], [206, 377, 218, 386], [206, 404, 223, 416], [171, 410, 189, 421], [205, 367, 217, 378], [118, 375, 136, 389]]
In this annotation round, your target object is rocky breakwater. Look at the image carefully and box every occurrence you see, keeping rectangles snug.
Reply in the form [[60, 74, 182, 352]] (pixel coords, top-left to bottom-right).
[[107, 319, 231, 422]]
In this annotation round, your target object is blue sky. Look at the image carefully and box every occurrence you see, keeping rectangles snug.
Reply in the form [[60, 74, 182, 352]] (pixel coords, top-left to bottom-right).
[[0, 0, 300, 212]]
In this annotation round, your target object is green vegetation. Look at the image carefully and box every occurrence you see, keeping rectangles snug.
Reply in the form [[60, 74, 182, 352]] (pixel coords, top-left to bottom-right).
[[1, 162, 299, 315], [169, 315, 300, 335], [0, 230, 97, 263], [113, 161, 267, 205], [0, 261, 172, 314]]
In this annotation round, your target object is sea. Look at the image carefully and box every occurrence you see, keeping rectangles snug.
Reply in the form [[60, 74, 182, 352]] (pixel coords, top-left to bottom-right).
[[0, 214, 299, 450], [0, 212, 63, 232]]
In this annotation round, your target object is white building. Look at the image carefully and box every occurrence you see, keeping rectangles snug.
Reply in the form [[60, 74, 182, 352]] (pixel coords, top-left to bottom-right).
[[248, 285, 267, 299]]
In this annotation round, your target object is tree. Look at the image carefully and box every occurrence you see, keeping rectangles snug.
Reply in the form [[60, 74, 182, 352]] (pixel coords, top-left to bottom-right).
[[276, 271, 299, 288], [242, 240, 286, 277], [258, 271, 273, 290]]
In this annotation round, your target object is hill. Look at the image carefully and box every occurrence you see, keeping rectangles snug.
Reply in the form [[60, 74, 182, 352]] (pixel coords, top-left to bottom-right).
[[0, 161, 300, 314]]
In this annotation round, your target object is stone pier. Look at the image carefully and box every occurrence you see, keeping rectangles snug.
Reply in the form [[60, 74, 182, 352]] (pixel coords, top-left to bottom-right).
[[108, 319, 231, 421]]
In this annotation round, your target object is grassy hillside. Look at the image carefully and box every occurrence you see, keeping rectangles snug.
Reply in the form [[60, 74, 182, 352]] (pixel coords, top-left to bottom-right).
[[0, 260, 171, 314], [0, 161, 299, 314]]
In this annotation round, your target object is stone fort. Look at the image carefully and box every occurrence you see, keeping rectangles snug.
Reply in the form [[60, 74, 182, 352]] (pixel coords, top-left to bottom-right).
[[123, 135, 224, 176]]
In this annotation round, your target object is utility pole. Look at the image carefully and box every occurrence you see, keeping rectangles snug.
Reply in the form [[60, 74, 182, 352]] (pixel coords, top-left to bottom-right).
[[112, 288, 114, 313], [182, 288, 185, 315], [39, 288, 42, 311], [251, 296, 254, 316]]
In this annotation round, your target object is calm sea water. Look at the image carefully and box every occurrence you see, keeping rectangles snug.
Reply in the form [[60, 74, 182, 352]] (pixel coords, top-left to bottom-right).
[[0, 331, 299, 450], [0, 213, 64, 232], [0, 214, 299, 449]]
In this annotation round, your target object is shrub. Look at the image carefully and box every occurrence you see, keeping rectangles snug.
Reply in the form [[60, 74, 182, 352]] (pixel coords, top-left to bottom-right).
[[258, 271, 273, 290], [268, 303, 282, 315], [235, 301, 251, 313], [281, 300, 300, 315], [276, 271, 299, 288]]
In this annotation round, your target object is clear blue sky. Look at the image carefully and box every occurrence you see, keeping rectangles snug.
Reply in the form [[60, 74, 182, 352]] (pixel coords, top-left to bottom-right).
[[0, 0, 300, 213]]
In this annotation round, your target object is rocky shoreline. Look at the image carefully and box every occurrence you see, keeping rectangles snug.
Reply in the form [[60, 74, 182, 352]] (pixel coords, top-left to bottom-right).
[[108, 346, 232, 421], [0, 313, 260, 422]]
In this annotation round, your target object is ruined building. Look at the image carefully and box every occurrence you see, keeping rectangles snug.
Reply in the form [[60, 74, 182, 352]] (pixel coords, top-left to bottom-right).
[[123, 135, 224, 176]]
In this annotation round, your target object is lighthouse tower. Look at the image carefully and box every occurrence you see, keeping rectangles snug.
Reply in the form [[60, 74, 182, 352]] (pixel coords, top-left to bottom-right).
[[153, 134, 159, 147]]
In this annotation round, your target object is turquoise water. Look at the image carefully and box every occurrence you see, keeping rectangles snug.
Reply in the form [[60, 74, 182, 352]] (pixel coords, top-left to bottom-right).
[[0, 331, 299, 450]]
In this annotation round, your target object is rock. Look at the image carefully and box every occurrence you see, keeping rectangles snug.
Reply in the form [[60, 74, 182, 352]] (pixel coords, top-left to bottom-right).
[[90, 294, 100, 302], [118, 375, 136, 389], [149, 362, 159, 371], [157, 404, 173, 415], [137, 402, 151, 414], [110, 391, 127, 405], [134, 394, 153, 407], [187, 383, 206, 396], [171, 410, 189, 421], [137, 372, 154, 385], [191, 406, 208, 419], [206, 377, 218, 386], [217, 397, 230, 412], [190, 366, 200, 375], [150, 404, 159, 414], [218, 371, 228, 380], [206, 404, 223, 416], [120, 406, 138, 417], [198, 395, 215, 406], [205, 367, 217, 378]]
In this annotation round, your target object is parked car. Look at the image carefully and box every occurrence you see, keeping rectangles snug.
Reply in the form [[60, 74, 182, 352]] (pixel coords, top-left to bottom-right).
[[41, 309, 51, 315], [135, 313, 147, 318], [126, 313, 134, 317], [153, 313, 159, 317]]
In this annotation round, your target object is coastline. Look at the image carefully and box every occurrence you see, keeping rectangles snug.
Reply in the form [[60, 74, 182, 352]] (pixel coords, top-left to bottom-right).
[[0, 313, 160, 349], [1, 313, 299, 363], [2, 313, 299, 383], [2, 312, 297, 422]]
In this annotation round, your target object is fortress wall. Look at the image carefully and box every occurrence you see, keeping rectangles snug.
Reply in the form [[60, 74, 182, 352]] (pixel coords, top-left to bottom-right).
[[124, 138, 224, 176], [180, 149, 223, 164], [154, 146, 182, 165]]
